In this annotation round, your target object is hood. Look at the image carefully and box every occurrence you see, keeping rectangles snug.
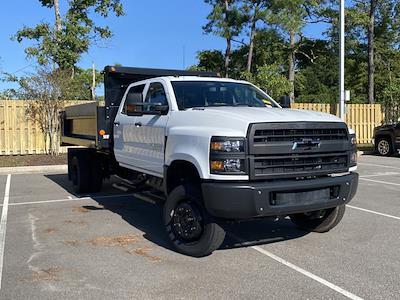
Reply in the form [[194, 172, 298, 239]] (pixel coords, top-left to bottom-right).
[[168, 107, 344, 137], [196, 107, 342, 123], [375, 123, 396, 131]]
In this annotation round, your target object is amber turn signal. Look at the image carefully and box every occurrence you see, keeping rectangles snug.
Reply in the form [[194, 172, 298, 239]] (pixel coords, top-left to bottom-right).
[[210, 160, 224, 171], [99, 129, 106, 136]]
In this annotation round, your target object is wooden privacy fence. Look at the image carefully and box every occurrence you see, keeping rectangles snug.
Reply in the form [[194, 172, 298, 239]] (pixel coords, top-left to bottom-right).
[[292, 103, 384, 145], [0, 100, 88, 155], [0, 100, 384, 155]]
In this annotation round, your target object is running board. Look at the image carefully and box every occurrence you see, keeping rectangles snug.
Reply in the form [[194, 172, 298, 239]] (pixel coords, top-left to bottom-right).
[[112, 182, 165, 205]]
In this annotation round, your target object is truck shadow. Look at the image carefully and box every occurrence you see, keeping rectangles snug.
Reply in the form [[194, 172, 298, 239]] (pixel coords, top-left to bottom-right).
[[46, 174, 309, 254]]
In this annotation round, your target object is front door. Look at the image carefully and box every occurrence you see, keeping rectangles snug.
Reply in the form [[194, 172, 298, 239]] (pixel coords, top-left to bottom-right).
[[132, 81, 170, 176], [113, 83, 146, 168]]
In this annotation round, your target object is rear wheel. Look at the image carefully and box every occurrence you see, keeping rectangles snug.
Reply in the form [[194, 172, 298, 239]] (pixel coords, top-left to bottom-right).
[[163, 184, 225, 257], [376, 137, 393, 156], [290, 205, 345, 233], [70, 150, 103, 193]]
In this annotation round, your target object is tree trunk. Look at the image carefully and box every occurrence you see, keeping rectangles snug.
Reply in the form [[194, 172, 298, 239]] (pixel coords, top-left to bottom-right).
[[91, 62, 96, 100], [224, 0, 231, 78], [288, 30, 296, 104], [54, 0, 62, 33], [246, 7, 257, 73], [368, 0, 376, 104]]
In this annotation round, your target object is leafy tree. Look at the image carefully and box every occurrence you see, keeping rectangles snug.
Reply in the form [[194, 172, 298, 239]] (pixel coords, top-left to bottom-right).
[[188, 50, 225, 74], [242, 64, 290, 99], [203, 0, 245, 77], [240, 0, 270, 73], [267, 0, 324, 103], [19, 68, 78, 155], [13, 0, 124, 71]]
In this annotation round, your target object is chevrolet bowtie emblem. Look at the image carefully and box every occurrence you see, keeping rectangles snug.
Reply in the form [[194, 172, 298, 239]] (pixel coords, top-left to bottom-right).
[[292, 138, 321, 150]]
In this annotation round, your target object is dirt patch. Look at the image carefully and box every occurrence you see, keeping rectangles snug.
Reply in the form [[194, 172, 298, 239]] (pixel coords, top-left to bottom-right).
[[64, 220, 88, 226], [0, 154, 67, 167], [43, 228, 56, 234], [128, 247, 161, 263], [88, 234, 140, 247], [62, 240, 79, 247], [27, 267, 62, 282]]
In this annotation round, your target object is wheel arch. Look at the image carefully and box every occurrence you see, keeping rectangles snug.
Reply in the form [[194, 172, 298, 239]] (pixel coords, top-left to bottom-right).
[[164, 160, 201, 195]]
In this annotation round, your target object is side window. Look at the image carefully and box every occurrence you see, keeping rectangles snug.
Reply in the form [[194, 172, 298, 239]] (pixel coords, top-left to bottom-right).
[[144, 82, 168, 106], [122, 84, 145, 114]]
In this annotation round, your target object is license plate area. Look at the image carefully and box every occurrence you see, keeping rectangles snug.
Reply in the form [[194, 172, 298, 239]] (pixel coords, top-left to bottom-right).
[[270, 187, 338, 207]]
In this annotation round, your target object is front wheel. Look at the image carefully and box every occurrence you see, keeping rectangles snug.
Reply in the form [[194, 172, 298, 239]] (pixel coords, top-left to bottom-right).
[[290, 205, 346, 233], [163, 184, 226, 257]]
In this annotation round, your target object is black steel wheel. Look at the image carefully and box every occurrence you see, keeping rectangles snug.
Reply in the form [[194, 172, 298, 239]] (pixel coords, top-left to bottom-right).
[[171, 201, 204, 242], [164, 184, 226, 257]]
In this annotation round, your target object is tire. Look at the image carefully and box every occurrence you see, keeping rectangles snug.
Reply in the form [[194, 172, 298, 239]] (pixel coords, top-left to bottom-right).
[[376, 137, 393, 156], [290, 205, 346, 233], [70, 151, 103, 193], [163, 184, 226, 257], [71, 155, 91, 193]]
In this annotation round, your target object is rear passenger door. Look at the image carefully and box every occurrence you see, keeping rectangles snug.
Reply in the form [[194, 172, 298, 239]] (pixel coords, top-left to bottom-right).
[[130, 81, 170, 176]]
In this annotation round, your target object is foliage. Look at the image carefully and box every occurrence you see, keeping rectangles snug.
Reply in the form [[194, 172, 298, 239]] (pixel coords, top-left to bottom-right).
[[196, 0, 400, 108], [241, 64, 290, 99], [20, 68, 75, 155], [13, 0, 124, 70]]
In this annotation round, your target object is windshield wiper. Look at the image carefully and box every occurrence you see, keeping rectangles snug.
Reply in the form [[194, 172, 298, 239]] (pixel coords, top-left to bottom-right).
[[233, 103, 255, 107]]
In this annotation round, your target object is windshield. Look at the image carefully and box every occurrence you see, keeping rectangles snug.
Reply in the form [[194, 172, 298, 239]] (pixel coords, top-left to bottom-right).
[[171, 81, 277, 110]]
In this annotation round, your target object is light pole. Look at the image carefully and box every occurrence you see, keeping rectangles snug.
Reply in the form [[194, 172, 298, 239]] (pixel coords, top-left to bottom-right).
[[339, 0, 345, 120]]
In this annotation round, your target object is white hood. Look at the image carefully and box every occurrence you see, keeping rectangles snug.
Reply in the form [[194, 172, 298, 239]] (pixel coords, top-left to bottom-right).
[[168, 107, 344, 137], [200, 107, 342, 123]]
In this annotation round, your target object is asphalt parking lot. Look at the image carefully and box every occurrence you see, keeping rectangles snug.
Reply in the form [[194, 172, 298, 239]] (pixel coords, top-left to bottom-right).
[[0, 155, 399, 299]]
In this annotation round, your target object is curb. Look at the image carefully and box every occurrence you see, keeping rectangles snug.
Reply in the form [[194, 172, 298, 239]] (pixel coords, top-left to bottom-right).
[[0, 164, 68, 175]]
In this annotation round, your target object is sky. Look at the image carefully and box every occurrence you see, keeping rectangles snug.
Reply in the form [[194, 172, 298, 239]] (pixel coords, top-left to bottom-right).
[[0, 0, 329, 92]]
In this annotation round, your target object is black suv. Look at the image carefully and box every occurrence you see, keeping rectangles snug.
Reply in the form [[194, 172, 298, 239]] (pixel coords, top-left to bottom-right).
[[374, 122, 400, 156]]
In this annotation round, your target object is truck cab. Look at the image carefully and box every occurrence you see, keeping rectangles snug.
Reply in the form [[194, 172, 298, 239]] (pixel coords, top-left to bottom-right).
[[61, 66, 359, 257]]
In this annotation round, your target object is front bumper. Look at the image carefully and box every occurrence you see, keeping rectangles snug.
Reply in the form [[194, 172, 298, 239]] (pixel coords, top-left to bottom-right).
[[201, 172, 358, 219]]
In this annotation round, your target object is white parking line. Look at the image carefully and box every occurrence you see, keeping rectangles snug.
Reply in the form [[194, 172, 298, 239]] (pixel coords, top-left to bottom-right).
[[231, 234, 363, 300], [347, 205, 400, 221], [359, 177, 400, 187], [251, 246, 363, 300], [3, 193, 134, 207], [0, 174, 11, 290], [358, 162, 400, 171], [360, 172, 400, 178]]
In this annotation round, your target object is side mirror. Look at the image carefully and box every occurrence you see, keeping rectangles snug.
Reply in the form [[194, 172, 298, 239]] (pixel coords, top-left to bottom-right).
[[125, 93, 143, 116], [127, 102, 169, 116], [278, 95, 291, 108]]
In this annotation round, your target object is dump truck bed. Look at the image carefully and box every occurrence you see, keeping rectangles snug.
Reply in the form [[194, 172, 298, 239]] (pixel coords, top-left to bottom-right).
[[61, 102, 109, 149]]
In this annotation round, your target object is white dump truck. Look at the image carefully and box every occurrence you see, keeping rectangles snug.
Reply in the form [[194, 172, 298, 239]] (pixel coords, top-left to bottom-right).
[[60, 66, 358, 257]]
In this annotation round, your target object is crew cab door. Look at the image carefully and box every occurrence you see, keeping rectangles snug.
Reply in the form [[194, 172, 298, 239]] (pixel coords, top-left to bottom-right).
[[131, 81, 170, 176], [113, 83, 146, 168]]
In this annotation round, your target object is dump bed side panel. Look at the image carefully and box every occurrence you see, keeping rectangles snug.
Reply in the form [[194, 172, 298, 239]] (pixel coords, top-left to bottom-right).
[[61, 102, 98, 148]]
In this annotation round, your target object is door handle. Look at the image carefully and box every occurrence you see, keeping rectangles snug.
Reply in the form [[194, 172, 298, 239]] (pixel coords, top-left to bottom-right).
[[135, 122, 142, 127], [114, 121, 120, 126]]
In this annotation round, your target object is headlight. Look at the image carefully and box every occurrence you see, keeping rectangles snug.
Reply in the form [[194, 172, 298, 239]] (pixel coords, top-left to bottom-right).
[[210, 137, 247, 174], [349, 133, 357, 166], [350, 134, 357, 145], [210, 137, 245, 153], [210, 159, 245, 173]]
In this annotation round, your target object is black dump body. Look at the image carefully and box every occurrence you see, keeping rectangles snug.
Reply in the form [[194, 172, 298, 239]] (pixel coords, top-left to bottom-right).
[[61, 66, 218, 150]]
